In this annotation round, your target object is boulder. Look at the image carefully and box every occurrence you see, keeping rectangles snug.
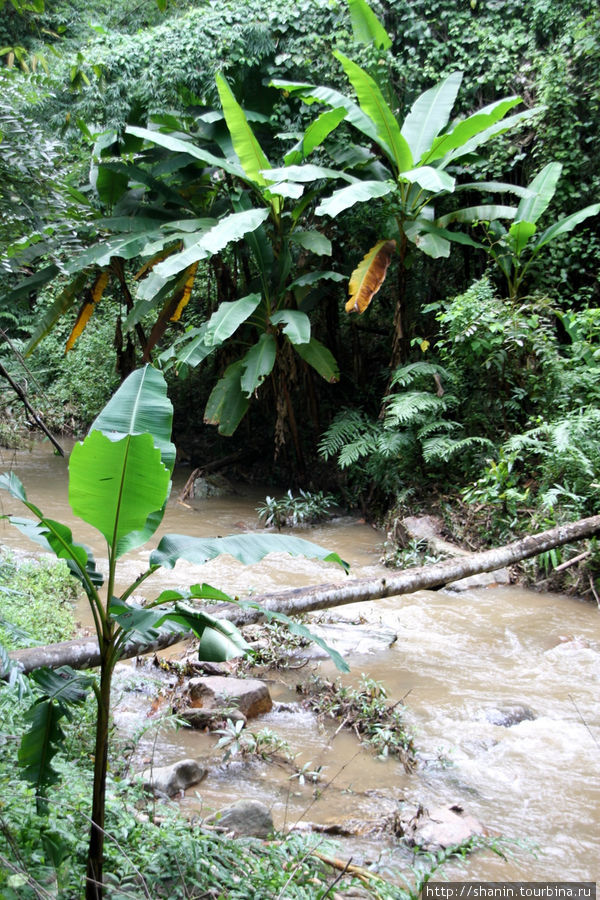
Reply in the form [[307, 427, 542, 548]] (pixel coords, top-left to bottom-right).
[[192, 474, 236, 498], [187, 676, 272, 719], [142, 758, 206, 798], [396, 515, 510, 589], [401, 802, 485, 850], [206, 799, 274, 838], [485, 704, 536, 727]]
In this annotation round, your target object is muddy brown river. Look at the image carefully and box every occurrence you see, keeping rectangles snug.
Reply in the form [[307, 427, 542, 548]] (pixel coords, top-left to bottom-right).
[[1, 442, 599, 885]]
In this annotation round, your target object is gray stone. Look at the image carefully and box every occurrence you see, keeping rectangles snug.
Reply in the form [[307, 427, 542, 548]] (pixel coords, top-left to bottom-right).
[[402, 802, 485, 850], [206, 799, 274, 838], [179, 707, 247, 728], [292, 622, 397, 659], [485, 704, 536, 727], [445, 568, 511, 591], [187, 676, 272, 719], [142, 758, 206, 798], [192, 474, 236, 498]]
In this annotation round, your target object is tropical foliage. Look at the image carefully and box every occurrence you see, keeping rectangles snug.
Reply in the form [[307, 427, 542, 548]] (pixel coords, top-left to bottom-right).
[[0, 364, 348, 898]]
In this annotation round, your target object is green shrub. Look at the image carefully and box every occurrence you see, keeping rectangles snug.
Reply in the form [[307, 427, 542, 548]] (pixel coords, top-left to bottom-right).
[[0, 551, 80, 649]]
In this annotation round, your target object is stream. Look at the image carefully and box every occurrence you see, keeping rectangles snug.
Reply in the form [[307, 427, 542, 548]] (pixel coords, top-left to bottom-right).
[[1, 441, 599, 885]]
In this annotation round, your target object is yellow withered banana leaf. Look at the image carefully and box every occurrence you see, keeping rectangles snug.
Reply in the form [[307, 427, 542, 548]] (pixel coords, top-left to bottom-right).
[[346, 239, 396, 314], [65, 270, 109, 352], [170, 262, 198, 323]]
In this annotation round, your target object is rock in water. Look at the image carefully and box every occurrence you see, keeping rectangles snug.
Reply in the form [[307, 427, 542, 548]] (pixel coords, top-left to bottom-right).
[[400, 802, 485, 850], [485, 704, 536, 727], [187, 676, 272, 719], [142, 758, 207, 798], [206, 799, 274, 838]]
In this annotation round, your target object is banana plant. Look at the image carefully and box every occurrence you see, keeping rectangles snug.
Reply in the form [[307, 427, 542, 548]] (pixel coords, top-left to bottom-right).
[[128, 74, 350, 462], [2, 122, 269, 375], [437, 162, 600, 300], [0, 364, 348, 900], [271, 0, 542, 366]]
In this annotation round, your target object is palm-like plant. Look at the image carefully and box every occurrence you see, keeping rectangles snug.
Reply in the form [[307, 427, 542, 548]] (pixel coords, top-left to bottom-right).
[[271, 0, 542, 366], [0, 365, 348, 899]]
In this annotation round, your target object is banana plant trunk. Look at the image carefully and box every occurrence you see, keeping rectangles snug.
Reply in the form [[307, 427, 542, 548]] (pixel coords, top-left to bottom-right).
[[85, 646, 114, 900]]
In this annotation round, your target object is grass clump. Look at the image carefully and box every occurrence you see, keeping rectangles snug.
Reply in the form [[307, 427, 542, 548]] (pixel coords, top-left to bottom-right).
[[297, 674, 417, 770], [0, 550, 80, 649]]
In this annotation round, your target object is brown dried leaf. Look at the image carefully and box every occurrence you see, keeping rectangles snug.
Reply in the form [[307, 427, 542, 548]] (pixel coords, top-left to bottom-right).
[[346, 239, 396, 314]]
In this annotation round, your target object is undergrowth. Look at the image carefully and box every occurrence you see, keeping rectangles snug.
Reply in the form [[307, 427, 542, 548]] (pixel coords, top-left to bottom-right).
[[0, 550, 80, 649]]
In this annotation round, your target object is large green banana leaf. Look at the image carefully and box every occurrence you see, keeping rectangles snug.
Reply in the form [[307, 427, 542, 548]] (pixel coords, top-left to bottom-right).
[[514, 162, 562, 224], [348, 0, 391, 49], [203, 361, 250, 435], [91, 364, 175, 472], [401, 72, 463, 163], [316, 180, 395, 217], [69, 431, 170, 554], [333, 51, 412, 171], [216, 74, 272, 187], [240, 333, 277, 396], [149, 532, 349, 573]]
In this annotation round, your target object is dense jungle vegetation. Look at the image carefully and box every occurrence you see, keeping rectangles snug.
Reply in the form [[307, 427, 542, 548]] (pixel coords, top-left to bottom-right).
[[1, 0, 599, 895]]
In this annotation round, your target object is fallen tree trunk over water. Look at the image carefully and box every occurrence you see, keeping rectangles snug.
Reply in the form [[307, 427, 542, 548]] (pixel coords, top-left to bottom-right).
[[8, 514, 600, 675]]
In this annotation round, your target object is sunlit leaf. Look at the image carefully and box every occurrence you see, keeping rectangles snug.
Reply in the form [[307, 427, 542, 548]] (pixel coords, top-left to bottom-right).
[[316, 180, 394, 217], [216, 73, 271, 186], [515, 163, 562, 224], [333, 51, 412, 171], [347, 0, 391, 49], [401, 72, 463, 163], [69, 432, 170, 554]]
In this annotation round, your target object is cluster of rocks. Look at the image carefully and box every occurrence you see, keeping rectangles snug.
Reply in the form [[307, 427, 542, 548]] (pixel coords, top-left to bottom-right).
[[140, 672, 275, 837]]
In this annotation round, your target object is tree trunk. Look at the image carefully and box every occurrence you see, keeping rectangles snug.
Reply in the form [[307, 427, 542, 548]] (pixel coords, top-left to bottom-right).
[[8, 514, 600, 676]]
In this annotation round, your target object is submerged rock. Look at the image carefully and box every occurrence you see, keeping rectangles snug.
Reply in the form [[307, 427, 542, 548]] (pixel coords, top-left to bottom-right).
[[205, 799, 274, 838], [292, 621, 398, 659], [142, 758, 207, 798], [485, 704, 536, 727]]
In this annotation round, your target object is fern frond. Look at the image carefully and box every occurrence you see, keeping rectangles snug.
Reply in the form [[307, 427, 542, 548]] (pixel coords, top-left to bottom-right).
[[390, 361, 451, 388], [384, 391, 449, 426], [417, 419, 462, 439], [422, 435, 494, 464], [375, 430, 411, 456], [319, 409, 369, 459], [338, 429, 379, 468]]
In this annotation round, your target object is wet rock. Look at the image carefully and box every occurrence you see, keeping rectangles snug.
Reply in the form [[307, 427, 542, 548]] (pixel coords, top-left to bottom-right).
[[292, 622, 397, 659], [400, 802, 485, 850], [179, 707, 247, 728], [192, 474, 236, 498], [485, 704, 536, 727], [142, 758, 207, 798], [396, 515, 510, 589], [206, 799, 274, 838], [446, 568, 511, 591], [188, 676, 272, 719]]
